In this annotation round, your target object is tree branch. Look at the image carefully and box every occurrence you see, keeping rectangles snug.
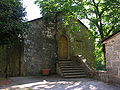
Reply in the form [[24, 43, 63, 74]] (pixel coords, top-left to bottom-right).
[[92, 0, 100, 17], [81, 11, 94, 23], [106, 25, 115, 36], [99, 19, 104, 39], [92, 0, 105, 39], [100, 9, 105, 16]]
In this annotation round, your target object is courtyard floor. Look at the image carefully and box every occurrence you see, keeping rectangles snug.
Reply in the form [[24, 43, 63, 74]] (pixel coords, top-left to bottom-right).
[[0, 75, 120, 90]]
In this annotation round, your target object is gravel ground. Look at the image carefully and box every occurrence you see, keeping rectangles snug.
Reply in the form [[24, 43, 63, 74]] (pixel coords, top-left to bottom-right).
[[0, 75, 120, 90]]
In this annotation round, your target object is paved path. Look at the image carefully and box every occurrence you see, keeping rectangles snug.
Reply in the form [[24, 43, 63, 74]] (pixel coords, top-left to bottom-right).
[[0, 75, 120, 90]]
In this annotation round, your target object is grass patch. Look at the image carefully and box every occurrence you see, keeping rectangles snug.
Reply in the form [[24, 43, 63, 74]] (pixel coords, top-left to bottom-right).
[[0, 78, 7, 80]]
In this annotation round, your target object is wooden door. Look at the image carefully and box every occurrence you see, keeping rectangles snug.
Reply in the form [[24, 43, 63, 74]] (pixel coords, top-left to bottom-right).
[[58, 35, 68, 59]]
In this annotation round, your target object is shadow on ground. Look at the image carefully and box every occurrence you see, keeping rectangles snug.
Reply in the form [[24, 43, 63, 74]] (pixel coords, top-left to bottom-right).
[[0, 75, 120, 90]]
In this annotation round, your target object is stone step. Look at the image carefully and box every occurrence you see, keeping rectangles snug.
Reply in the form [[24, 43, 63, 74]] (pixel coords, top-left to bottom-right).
[[59, 61, 73, 64], [60, 62, 79, 65], [63, 72, 86, 75], [57, 60, 88, 78], [59, 60, 72, 61], [63, 75, 87, 78], [62, 69, 84, 73], [60, 65, 82, 68], [61, 67, 84, 70], [59, 62, 79, 66], [59, 60, 72, 62]]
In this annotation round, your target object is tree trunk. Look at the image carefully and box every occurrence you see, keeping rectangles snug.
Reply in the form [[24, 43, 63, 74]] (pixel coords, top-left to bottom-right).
[[5, 45, 10, 78], [98, 25, 106, 68], [102, 43, 106, 66]]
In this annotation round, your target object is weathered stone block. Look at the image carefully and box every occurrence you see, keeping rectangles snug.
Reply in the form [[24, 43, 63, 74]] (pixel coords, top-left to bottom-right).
[[112, 62, 120, 67], [104, 32, 120, 77], [24, 16, 95, 76], [107, 67, 118, 75], [106, 61, 112, 67]]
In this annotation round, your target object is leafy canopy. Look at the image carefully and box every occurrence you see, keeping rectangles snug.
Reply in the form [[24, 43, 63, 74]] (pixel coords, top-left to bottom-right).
[[35, 0, 120, 69], [0, 0, 27, 45], [35, 0, 120, 39]]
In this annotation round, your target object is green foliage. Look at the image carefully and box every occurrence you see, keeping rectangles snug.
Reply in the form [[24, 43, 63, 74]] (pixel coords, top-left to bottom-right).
[[35, 0, 120, 39], [0, 0, 28, 45], [96, 60, 106, 70], [35, 0, 120, 70]]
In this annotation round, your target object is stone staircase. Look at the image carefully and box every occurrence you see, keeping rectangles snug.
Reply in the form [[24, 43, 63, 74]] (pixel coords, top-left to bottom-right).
[[57, 60, 88, 78]]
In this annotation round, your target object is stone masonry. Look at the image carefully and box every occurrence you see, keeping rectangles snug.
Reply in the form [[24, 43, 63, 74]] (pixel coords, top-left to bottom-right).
[[24, 16, 95, 76], [103, 31, 120, 77], [24, 18, 57, 75]]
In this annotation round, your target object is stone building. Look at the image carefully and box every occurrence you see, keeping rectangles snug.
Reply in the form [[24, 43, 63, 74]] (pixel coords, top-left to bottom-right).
[[24, 15, 95, 76], [103, 31, 120, 77]]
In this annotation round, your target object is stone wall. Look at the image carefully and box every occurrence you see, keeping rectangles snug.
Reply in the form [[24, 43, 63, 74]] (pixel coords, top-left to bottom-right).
[[24, 16, 95, 76], [24, 18, 57, 75], [67, 20, 95, 68], [93, 71, 120, 84], [56, 16, 95, 68], [104, 32, 120, 77], [71, 56, 120, 84], [68, 25, 95, 69]]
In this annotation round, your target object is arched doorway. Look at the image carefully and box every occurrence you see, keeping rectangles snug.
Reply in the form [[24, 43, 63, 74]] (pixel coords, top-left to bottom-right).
[[58, 35, 69, 59]]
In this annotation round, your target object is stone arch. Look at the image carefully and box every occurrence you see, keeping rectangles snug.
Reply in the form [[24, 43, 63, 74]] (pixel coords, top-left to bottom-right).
[[58, 35, 69, 60]]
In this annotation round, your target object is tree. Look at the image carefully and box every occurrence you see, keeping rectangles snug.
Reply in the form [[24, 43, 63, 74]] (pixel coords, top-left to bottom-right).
[[0, 0, 28, 78], [0, 0, 27, 45], [35, 0, 120, 68]]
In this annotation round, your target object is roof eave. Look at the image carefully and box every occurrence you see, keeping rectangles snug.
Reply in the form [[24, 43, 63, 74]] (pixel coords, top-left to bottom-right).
[[102, 30, 120, 42]]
